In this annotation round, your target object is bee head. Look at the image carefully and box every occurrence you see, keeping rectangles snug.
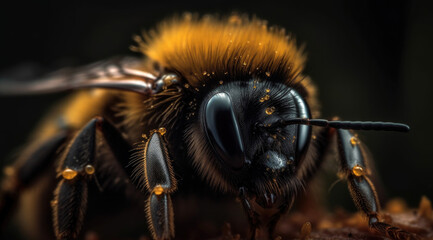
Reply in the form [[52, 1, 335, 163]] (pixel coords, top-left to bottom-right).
[[187, 79, 311, 198]]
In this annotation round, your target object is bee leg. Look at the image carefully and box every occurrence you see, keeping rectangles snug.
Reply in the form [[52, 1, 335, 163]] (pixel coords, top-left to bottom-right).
[[52, 118, 99, 240], [0, 131, 67, 227], [52, 117, 132, 240], [337, 129, 419, 240], [143, 131, 176, 240]]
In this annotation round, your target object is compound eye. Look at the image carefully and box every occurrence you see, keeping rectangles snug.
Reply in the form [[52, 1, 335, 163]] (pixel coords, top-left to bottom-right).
[[290, 89, 312, 160], [204, 92, 245, 170]]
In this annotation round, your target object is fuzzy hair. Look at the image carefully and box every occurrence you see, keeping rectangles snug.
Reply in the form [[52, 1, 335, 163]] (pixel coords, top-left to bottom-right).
[[135, 14, 306, 88]]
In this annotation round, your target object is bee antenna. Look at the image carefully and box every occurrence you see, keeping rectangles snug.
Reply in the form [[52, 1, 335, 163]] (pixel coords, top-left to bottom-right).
[[270, 118, 410, 132]]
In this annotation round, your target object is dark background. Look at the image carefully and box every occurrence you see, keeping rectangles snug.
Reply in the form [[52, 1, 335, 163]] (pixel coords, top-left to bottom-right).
[[0, 0, 432, 211]]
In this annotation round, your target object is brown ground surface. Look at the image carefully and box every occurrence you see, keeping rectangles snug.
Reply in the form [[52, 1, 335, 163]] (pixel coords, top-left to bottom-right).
[[84, 196, 433, 240], [216, 196, 433, 240]]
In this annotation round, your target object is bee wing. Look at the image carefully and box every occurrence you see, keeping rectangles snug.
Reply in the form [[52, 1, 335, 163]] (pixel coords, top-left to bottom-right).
[[0, 57, 157, 95]]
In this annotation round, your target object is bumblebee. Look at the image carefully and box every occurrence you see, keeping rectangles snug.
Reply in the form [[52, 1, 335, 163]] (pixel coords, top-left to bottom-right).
[[0, 14, 416, 240]]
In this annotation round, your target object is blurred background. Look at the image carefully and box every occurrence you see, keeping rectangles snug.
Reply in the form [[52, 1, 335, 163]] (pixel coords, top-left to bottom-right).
[[0, 0, 431, 214]]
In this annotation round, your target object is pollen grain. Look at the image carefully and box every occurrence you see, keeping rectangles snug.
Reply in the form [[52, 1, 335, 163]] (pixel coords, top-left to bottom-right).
[[352, 165, 364, 177], [85, 165, 95, 175], [62, 168, 77, 180], [153, 185, 165, 195], [158, 127, 167, 136]]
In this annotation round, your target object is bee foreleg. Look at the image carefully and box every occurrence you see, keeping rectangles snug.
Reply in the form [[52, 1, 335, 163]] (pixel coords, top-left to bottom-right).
[[143, 131, 176, 240], [336, 129, 419, 240], [52, 116, 135, 240], [0, 131, 67, 227], [52, 118, 102, 240]]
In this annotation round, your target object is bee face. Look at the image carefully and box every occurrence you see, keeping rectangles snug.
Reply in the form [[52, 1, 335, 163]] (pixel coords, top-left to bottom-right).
[[192, 79, 312, 196]]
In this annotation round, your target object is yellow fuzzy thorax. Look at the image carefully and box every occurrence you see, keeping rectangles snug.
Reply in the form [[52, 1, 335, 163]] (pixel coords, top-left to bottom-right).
[[135, 14, 306, 87]]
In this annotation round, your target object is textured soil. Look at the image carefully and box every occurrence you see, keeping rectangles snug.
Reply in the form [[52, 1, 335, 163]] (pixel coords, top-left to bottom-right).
[[215, 196, 433, 240]]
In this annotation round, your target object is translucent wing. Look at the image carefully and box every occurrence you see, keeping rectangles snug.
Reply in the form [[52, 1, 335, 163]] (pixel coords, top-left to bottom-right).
[[0, 57, 157, 95]]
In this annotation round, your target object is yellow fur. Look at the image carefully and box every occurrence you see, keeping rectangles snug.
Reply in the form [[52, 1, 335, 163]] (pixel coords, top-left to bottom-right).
[[34, 90, 114, 139], [136, 14, 306, 88]]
